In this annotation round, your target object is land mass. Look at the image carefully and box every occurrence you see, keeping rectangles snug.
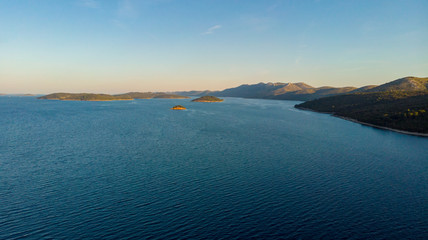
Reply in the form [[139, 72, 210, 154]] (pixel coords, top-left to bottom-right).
[[38, 93, 133, 101], [176, 76, 428, 135], [116, 92, 190, 99], [174, 82, 370, 101], [0, 93, 36, 96], [192, 96, 224, 102], [175, 82, 364, 101], [174, 77, 428, 101], [295, 91, 428, 135], [36, 76, 428, 135], [171, 105, 186, 110], [38, 92, 189, 101]]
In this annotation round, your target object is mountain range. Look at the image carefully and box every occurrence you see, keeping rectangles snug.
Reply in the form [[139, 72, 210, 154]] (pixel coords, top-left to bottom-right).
[[173, 76, 428, 101]]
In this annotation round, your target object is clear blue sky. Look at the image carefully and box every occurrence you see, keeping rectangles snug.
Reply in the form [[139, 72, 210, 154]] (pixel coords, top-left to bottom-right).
[[1, 0, 427, 93]]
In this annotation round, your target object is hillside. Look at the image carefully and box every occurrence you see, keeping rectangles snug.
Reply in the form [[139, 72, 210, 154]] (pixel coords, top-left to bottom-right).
[[116, 92, 189, 99], [192, 96, 224, 102], [350, 85, 378, 93], [270, 86, 357, 101], [172, 90, 216, 96], [175, 82, 361, 101], [295, 91, 428, 134], [216, 82, 314, 99], [38, 93, 133, 101], [173, 77, 428, 101], [366, 77, 428, 92]]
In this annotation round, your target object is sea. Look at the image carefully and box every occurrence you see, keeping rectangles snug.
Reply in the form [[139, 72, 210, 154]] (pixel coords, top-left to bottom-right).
[[1, 96, 427, 239]]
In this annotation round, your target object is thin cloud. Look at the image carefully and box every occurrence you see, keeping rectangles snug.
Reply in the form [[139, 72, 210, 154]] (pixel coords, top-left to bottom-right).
[[203, 25, 222, 35], [118, 0, 137, 18], [111, 19, 127, 29], [240, 16, 271, 32], [79, 0, 99, 8]]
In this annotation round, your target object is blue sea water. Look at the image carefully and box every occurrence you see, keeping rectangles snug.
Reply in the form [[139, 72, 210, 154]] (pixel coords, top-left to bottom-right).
[[1, 96, 427, 239]]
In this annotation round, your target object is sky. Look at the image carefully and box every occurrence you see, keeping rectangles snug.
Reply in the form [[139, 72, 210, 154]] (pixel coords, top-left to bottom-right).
[[0, 0, 427, 94]]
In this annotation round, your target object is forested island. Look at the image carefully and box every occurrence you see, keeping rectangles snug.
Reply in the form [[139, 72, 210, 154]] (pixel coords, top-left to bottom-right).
[[192, 96, 224, 102]]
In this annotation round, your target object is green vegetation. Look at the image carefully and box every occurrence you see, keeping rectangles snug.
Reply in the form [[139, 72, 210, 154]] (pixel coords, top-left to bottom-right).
[[192, 96, 224, 102], [38, 93, 133, 101], [296, 91, 428, 134]]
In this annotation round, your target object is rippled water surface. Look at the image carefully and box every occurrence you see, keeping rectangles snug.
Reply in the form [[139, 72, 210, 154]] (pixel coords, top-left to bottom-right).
[[1, 96, 428, 239]]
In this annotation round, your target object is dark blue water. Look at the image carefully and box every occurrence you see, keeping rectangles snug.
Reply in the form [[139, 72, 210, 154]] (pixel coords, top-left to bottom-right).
[[1, 96, 427, 239]]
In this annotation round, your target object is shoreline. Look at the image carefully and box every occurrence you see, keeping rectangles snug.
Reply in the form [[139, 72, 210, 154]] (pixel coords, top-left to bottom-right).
[[41, 98, 134, 101], [295, 106, 428, 137]]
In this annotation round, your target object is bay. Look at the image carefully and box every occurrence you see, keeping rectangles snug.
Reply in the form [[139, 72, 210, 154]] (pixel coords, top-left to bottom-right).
[[1, 96, 427, 239]]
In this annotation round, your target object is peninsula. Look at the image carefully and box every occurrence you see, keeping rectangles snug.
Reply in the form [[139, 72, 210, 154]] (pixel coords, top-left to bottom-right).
[[192, 96, 224, 102], [295, 91, 428, 135]]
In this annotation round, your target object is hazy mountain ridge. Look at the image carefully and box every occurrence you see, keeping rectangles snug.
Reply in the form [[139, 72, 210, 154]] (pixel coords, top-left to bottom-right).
[[173, 77, 427, 101], [174, 82, 360, 101], [270, 86, 358, 101], [172, 90, 216, 96], [116, 92, 189, 99], [215, 82, 315, 99]]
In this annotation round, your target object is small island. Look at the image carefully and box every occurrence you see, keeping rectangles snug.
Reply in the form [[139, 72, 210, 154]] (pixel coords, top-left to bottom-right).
[[171, 105, 186, 110], [192, 96, 224, 102]]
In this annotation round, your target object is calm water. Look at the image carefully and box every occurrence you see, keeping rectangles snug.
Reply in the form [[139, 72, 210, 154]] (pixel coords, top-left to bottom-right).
[[1, 96, 427, 239]]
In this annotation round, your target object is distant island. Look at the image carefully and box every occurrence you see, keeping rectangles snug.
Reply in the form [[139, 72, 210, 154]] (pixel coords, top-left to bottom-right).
[[0, 93, 36, 96], [14, 94, 37, 96], [192, 96, 224, 102], [38, 93, 133, 101], [38, 92, 189, 101], [171, 105, 186, 110]]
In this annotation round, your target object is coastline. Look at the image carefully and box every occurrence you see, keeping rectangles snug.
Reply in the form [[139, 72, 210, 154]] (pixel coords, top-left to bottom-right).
[[41, 98, 134, 101], [295, 106, 428, 137]]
